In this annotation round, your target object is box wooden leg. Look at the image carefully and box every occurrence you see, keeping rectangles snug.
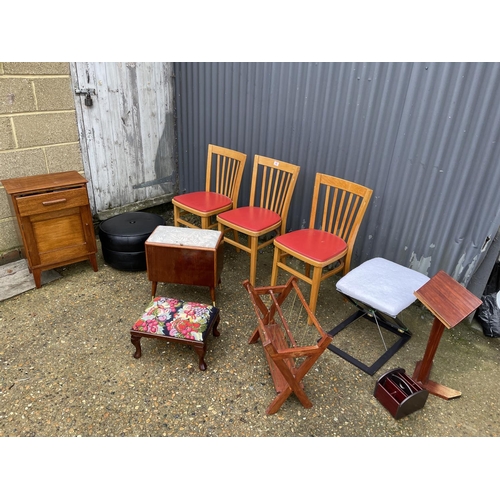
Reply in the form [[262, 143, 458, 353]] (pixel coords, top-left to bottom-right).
[[33, 269, 42, 289]]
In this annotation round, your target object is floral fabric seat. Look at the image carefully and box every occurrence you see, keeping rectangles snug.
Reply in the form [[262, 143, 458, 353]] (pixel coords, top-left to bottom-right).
[[130, 297, 220, 370]]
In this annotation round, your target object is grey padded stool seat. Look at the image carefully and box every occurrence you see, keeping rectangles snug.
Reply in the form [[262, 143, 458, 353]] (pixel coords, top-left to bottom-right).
[[327, 257, 430, 375]]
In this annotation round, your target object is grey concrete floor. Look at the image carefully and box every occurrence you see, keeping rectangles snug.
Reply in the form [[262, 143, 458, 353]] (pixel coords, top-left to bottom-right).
[[1, 205, 499, 441]]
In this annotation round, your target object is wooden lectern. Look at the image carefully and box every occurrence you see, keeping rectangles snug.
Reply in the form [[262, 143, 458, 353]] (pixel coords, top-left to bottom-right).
[[413, 270, 482, 400]]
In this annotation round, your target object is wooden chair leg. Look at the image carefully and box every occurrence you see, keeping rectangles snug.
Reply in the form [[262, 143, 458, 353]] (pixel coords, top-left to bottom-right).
[[173, 205, 180, 227], [249, 235, 259, 286], [218, 222, 240, 252], [305, 263, 311, 278], [270, 246, 280, 286], [201, 215, 210, 229], [233, 229, 240, 251], [308, 266, 323, 324]]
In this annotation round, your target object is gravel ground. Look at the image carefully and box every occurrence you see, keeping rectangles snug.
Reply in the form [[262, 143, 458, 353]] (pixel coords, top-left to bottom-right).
[[1, 204, 499, 440]]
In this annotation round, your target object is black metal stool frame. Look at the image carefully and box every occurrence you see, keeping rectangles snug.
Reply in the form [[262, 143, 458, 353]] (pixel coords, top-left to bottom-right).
[[326, 295, 412, 376]]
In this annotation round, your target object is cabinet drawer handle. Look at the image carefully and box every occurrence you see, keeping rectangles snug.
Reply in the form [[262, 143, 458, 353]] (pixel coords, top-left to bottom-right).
[[42, 198, 67, 205]]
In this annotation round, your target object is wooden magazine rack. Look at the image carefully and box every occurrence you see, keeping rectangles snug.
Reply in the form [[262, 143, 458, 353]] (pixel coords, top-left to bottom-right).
[[243, 277, 332, 415]]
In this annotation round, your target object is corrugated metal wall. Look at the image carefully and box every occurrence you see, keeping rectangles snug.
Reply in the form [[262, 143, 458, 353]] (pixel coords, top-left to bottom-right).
[[174, 62, 500, 289]]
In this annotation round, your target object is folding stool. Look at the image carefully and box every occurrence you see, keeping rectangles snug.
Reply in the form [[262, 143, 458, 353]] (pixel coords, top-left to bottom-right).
[[327, 257, 430, 375]]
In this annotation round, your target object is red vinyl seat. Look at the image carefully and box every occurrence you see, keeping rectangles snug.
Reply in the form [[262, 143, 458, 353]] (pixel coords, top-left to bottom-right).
[[217, 206, 281, 233], [274, 229, 347, 264], [174, 191, 232, 214]]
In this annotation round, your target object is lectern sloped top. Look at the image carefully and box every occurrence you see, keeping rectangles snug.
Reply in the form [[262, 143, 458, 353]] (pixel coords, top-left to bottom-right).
[[414, 270, 482, 329]]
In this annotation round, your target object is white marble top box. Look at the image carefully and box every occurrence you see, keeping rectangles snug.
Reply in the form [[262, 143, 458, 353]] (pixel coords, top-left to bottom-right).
[[147, 226, 222, 249]]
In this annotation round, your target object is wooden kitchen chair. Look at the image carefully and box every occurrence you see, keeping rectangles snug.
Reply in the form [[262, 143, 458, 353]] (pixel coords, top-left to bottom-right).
[[271, 173, 373, 320], [243, 276, 332, 415], [173, 144, 247, 230], [217, 155, 300, 285]]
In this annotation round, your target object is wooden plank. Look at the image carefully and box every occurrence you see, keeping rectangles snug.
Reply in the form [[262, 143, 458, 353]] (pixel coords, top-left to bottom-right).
[[0, 260, 61, 302]]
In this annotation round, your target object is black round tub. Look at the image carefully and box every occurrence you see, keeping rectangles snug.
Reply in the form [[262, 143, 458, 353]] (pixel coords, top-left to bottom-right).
[[98, 212, 166, 271]]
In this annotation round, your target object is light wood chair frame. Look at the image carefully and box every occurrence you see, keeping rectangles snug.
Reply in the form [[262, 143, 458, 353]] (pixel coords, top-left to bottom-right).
[[243, 276, 332, 415], [173, 144, 247, 229], [271, 173, 373, 318], [217, 155, 300, 285]]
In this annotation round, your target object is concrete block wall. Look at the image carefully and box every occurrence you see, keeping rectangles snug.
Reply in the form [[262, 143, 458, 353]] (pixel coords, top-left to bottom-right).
[[0, 62, 85, 263]]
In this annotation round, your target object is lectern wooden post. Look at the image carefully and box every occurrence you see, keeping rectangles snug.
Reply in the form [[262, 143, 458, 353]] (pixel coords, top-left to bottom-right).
[[413, 270, 482, 400]]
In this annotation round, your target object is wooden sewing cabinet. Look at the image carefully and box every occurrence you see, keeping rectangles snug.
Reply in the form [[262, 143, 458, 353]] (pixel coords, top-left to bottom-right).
[[145, 225, 224, 305], [1, 171, 98, 288]]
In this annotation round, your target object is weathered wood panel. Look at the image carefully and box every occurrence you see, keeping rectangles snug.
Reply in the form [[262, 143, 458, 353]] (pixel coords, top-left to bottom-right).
[[0, 259, 60, 301], [71, 62, 177, 218]]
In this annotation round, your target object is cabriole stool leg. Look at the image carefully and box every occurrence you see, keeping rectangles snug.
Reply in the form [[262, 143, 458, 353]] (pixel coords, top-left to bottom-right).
[[193, 344, 208, 371], [131, 334, 142, 359]]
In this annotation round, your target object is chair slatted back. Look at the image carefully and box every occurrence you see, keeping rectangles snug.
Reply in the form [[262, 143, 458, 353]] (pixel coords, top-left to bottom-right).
[[249, 155, 300, 232], [310, 173, 373, 271], [206, 144, 247, 208]]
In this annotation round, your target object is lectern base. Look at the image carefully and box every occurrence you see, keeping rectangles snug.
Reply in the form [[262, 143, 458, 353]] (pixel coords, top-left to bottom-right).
[[413, 360, 461, 400]]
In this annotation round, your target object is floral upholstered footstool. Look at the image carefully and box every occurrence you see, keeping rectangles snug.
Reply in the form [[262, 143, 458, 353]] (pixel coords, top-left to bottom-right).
[[130, 297, 220, 370]]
